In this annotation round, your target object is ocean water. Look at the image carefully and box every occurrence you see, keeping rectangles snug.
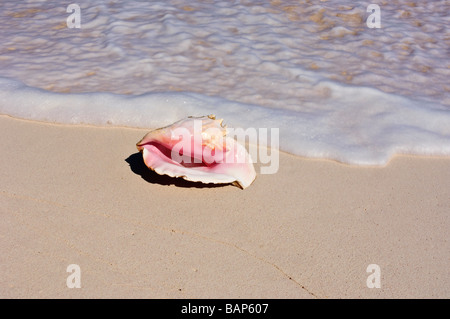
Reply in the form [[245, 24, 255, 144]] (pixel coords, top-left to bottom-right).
[[0, 0, 449, 165]]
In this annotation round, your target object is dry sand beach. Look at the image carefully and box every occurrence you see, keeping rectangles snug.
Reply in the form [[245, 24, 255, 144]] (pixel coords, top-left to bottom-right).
[[1, 114, 449, 298]]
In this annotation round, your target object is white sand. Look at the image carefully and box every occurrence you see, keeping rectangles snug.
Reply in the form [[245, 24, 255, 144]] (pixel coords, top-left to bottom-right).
[[1, 115, 449, 298]]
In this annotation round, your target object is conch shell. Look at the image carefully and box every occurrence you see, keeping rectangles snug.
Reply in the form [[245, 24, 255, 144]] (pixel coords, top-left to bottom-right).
[[136, 115, 256, 189]]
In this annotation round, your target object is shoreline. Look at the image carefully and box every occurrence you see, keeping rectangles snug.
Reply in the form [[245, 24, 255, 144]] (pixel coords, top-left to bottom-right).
[[1, 115, 449, 298]]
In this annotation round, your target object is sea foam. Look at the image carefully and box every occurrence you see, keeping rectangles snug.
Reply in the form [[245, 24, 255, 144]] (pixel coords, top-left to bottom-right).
[[1, 76, 449, 166]]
